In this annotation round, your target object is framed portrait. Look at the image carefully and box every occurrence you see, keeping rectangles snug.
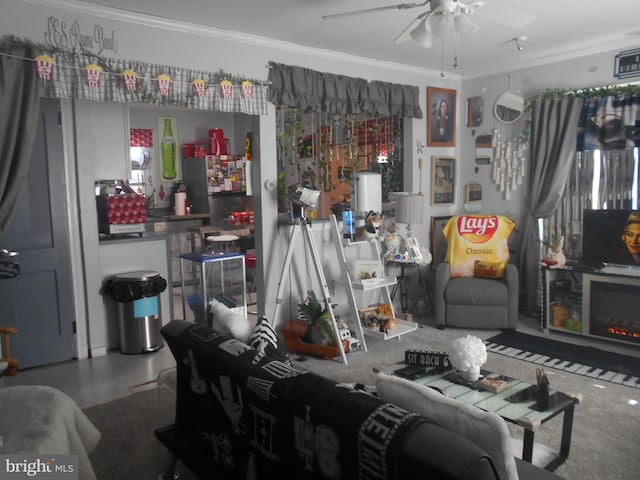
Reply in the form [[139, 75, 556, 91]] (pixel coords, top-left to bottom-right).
[[427, 87, 456, 147], [466, 96, 484, 127], [430, 156, 455, 206], [431, 215, 452, 270]]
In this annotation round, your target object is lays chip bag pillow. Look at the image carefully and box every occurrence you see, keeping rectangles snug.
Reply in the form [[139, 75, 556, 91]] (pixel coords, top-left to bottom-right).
[[443, 215, 515, 278]]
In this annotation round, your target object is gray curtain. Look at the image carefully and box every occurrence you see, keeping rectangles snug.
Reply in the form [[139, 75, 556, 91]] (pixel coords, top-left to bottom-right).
[[0, 45, 41, 236], [267, 61, 423, 119], [517, 97, 583, 314]]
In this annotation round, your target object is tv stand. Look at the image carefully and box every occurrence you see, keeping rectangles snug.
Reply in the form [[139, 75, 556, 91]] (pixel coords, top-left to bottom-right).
[[542, 264, 640, 348]]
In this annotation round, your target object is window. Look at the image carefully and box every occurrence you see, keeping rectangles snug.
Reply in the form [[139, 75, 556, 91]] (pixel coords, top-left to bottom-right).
[[542, 147, 639, 260], [276, 108, 404, 220]]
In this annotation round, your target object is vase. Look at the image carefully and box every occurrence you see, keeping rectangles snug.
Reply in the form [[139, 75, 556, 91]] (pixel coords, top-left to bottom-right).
[[460, 364, 481, 382]]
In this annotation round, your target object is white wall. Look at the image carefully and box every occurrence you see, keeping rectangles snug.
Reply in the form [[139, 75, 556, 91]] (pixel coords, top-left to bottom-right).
[[2, 0, 636, 334]]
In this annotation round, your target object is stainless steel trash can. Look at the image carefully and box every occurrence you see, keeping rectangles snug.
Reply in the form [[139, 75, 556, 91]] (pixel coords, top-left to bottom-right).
[[104, 270, 167, 354]]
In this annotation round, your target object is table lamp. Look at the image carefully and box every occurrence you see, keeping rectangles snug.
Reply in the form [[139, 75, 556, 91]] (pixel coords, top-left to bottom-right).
[[394, 192, 425, 261]]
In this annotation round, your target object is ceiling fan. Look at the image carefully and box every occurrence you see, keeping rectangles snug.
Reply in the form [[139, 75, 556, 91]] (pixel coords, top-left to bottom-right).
[[322, 0, 536, 48]]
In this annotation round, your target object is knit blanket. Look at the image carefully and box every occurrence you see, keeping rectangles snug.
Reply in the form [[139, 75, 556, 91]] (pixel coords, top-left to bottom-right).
[[0, 385, 101, 480]]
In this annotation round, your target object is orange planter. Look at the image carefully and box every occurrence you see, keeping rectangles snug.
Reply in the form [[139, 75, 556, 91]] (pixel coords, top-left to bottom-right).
[[281, 319, 342, 360]]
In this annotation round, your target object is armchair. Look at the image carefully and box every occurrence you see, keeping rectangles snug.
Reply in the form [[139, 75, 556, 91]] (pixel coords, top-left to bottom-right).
[[435, 262, 519, 330]]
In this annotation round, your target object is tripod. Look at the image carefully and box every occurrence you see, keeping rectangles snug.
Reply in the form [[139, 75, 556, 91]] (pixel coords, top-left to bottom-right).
[[273, 214, 347, 364]]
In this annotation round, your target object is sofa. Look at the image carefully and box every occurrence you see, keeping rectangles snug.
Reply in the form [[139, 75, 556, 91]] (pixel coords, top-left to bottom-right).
[[156, 319, 562, 480]]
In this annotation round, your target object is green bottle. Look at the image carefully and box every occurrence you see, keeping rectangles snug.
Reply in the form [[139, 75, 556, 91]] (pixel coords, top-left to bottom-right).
[[161, 119, 177, 180]]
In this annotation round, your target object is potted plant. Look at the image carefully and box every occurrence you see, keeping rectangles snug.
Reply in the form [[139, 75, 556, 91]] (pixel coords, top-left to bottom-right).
[[281, 290, 342, 360], [297, 290, 335, 345]]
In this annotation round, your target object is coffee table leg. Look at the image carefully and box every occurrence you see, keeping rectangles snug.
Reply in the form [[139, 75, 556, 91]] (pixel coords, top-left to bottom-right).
[[544, 404, 576, 471], [522, 429, 534, 463]]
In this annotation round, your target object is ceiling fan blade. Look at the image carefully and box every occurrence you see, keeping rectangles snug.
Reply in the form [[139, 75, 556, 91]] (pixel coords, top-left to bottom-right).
[[322, 2, 428, 21], [394, 12, 431, 44], [472, 1, 537, 29]]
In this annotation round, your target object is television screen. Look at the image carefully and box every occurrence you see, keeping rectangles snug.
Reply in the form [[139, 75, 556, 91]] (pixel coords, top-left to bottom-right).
[[582, 209, 640, 267]]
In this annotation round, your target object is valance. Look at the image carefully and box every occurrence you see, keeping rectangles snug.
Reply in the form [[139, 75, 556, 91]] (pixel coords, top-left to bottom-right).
[[267, 61, 423, 119], [0, 36, 269, 115]]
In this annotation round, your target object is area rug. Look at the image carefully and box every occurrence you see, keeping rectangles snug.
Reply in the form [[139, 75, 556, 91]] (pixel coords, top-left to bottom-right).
[[485, 331, 640, 389]]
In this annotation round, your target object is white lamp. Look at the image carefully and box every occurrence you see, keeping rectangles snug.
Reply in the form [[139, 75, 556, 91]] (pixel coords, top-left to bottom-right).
[[394, 192, 424, 235], [393, 192, 425, 262]]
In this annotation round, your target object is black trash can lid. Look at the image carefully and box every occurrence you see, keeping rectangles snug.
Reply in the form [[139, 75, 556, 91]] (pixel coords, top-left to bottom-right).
[[103, 271, 167, 302], [113, 270, 161, 282]]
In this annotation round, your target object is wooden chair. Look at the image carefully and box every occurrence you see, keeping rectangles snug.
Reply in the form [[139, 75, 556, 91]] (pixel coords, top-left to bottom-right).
[[0, 326, 18, 376]]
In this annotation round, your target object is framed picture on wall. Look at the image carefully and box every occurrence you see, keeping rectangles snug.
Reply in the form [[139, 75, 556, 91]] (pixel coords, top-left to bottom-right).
[[427, 87, 456, 147], [431, 156, 455, 205], [466, 96, 484, 127], [431, 215, 452, 269]]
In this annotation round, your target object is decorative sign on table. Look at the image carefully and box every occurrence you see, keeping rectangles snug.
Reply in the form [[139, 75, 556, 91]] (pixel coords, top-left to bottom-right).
[[404, 349, 451, 368]]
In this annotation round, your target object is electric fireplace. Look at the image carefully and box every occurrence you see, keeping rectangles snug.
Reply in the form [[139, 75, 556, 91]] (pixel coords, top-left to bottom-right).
[[584, 274, 640, 346]]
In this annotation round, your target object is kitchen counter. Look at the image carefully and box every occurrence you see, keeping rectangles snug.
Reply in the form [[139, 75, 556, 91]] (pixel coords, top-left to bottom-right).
[[147, 213, 210, 222], [98, 231, 169, 244]]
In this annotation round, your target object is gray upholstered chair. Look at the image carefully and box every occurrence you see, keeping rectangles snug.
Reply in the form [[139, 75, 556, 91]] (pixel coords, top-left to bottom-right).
[[435, 262, 519, 330]]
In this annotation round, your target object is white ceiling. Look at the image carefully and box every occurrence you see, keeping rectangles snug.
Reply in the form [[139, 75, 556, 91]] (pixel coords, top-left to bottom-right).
[[76, 0, 640, 77]]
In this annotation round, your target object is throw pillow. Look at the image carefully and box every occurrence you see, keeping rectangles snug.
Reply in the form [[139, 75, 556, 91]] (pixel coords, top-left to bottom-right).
[[375, 371, 519, 480], [249, 315, 290, 365]]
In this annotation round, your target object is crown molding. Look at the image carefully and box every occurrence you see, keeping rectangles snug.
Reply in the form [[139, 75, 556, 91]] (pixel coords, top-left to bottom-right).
[[23, 0, 454, 80]]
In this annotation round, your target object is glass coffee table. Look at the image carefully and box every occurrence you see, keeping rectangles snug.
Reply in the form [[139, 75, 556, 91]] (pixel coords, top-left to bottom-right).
[[385, 364, 581, 471]]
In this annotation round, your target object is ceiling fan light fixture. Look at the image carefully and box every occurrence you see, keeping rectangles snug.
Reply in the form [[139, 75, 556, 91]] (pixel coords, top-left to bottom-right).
[[427, 6, 453, 37], [454, 13, 479, 38], [409, 18, 433, 48]]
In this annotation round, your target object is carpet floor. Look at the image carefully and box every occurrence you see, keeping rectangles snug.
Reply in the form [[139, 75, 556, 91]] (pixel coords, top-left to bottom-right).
[[486, 331, 640, 388], [84, 387, 198, 480], [83, 320, 640, 480]]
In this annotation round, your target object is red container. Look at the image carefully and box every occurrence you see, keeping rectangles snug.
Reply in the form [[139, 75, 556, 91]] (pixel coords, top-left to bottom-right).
[[209, 129, 225, 155], [183, 143, 195, 158], [194, 142, 207, 158]]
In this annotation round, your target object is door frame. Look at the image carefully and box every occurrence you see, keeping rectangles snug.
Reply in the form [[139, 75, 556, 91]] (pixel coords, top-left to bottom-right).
[[61, 99, 89, 360]]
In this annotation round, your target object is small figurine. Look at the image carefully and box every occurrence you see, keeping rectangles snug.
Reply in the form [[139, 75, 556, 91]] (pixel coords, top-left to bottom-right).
[[359, 210, 384, 242], [540, 236, 566, 269], [384, 224, 400, 257]]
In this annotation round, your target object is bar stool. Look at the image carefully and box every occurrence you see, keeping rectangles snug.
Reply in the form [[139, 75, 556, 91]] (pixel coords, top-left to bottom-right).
[[206, 234, 241, 298], [206, 234, 240, 253]]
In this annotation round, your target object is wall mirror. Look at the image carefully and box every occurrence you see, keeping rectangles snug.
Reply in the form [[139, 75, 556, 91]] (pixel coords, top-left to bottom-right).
[[475, 133, 492, 165], [494, 90, 525, 124]]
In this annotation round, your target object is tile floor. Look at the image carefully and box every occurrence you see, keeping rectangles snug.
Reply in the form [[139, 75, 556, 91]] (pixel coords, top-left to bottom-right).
[[0, 288, 258, 409]]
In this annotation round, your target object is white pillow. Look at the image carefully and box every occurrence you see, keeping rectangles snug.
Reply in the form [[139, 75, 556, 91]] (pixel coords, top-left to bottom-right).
[[209, 299, 253, 344], [375, 371, 519, 480]]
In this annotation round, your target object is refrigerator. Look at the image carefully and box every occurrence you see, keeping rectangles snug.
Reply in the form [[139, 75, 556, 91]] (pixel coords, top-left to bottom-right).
[[181, 155, 252, 223]]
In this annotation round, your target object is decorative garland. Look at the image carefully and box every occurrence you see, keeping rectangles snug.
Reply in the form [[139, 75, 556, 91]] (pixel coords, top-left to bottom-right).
[[522, 82, 640, 141], [0, 35, 269, 114]]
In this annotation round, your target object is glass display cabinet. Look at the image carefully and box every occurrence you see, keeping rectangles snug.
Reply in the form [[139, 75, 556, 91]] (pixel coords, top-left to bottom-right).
[[180, 251, 247, 325]]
